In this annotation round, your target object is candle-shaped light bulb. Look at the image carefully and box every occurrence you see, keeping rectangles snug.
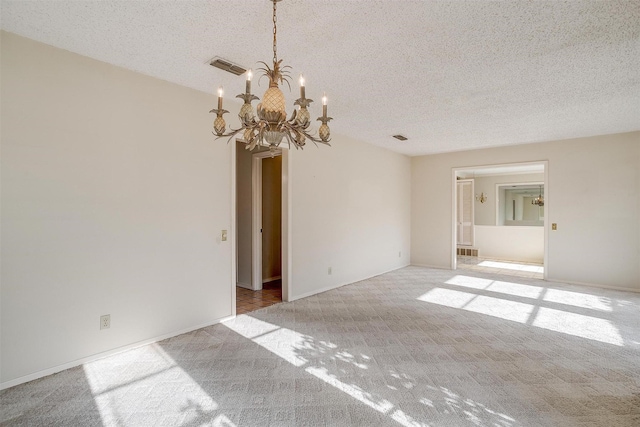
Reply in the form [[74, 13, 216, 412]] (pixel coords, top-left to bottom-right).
[[217, 86, 223, 110], [322, 92, 327, 117], [246, 70, 252, 94], [299, 74, 306, 99]]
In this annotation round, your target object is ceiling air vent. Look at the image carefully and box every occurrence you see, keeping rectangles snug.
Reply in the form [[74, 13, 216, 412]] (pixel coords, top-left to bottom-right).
[[392, 134, 408, 141], [209, 57, 247, 76]]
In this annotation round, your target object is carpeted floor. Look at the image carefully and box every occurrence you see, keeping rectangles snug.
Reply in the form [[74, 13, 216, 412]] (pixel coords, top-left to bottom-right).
[[2, 266, 639, 426]]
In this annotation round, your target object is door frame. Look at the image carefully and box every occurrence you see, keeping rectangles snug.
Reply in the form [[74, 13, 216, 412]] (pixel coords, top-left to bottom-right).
[[231, 144, 291, 312], [251, 149, 282, 291], [451, 161, 549, 279]]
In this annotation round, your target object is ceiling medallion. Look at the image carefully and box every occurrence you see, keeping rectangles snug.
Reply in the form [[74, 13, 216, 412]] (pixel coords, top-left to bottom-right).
[[210, 0, 332, 153]]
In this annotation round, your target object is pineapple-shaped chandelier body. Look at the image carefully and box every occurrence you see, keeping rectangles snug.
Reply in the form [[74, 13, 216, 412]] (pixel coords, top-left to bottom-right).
[[258, 60, 287, 122], [210, 0, 332, 151]]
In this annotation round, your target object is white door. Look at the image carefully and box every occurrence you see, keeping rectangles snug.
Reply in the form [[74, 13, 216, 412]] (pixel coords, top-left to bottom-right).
[[457, 180, 474, 246]]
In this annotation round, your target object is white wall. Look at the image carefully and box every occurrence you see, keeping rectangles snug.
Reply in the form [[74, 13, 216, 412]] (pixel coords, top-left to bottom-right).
[[1, 32, 233, 386], [412, 131, 640, 292], [289, 136, 412, 299], [475, 226, 544, 263]]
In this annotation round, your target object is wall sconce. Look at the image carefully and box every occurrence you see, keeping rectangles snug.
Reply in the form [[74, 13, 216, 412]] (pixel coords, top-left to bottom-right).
[[476, 192, 488, 203]]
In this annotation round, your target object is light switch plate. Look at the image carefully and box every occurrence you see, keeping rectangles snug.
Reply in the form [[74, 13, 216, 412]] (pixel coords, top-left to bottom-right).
[[221, 230, 228, 241]]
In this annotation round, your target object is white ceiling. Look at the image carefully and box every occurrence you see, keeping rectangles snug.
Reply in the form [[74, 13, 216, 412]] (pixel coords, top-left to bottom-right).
[[2, 0, 639, 156]]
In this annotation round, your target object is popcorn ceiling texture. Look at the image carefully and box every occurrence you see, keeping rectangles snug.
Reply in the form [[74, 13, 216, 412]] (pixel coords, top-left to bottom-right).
[[1, 0, 639, 156]]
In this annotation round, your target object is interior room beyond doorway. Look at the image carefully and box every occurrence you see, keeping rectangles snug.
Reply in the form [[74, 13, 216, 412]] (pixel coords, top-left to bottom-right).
[[235, 142, 283, 314], [454, 162, 547, 280]]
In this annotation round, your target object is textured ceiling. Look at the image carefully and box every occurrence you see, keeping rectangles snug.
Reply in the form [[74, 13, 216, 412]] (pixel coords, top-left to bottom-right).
[[2, 1, 639, 156]]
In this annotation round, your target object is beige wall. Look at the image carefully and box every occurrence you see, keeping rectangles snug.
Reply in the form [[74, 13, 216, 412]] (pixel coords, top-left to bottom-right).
[[412, 131, 640, 291], [262, 156, 282, 281], [1, 32, 413, 386], [290, 136, 412, 299], [1, 32, 233, 385], [475, 226, 544, 263]]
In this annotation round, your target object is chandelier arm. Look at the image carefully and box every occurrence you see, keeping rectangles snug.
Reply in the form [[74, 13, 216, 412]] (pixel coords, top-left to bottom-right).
[[281, 122, 331, 146], [248, 136, 260, 151], [282, 129, 297, 149], [217, 127, 245, 142]]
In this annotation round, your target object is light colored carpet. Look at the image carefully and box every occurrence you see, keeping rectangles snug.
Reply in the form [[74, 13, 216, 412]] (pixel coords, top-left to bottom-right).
[[2, 266, 639, 426]]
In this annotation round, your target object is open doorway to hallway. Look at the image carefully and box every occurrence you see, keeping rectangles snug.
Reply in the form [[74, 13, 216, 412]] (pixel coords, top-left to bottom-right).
[[453, 162, 547, 280], [235, 142, 283, 314]]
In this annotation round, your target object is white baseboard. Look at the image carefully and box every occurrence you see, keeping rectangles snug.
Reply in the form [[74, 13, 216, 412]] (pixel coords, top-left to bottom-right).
[[289, 264, 410, 302], [263, 275, 282, 283], [411, 263, 639, 294], [410, 263, 452, 270], [0, 314, 235, 391], [545, 277, 640, 294], [289, 282, 348, 301], [236, 281, 252, 290]]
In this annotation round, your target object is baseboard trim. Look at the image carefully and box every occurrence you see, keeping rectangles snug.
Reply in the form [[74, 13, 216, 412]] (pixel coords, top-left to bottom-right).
[[289, 282, 347, 301], [545, 278, 640, 294], [410, 263, 639, 294], [236, 281, 252, 290], [410, 263, 451, 270], [289, 264, 410, 302], [0, 314, 235, 391], [262, 275, 282, 284]]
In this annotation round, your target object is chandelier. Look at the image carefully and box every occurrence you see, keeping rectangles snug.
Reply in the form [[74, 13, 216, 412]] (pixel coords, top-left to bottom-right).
[[210, 0, 332, 153], [531, 185, 544, 206]]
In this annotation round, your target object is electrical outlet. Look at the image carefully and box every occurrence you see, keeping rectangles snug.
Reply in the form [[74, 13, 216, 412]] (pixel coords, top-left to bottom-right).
[[328, 267, 332, 275], [552, 223, 557, 231], [100, 314, 110, 330]]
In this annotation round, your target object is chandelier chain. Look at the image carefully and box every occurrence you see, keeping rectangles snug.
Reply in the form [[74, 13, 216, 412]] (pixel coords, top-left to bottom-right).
[[272, 0, 278, 63]]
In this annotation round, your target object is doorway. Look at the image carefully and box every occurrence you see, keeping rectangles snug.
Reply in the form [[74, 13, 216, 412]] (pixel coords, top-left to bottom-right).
[[235, 143, 288, 315], [451, 162, 548, 280]]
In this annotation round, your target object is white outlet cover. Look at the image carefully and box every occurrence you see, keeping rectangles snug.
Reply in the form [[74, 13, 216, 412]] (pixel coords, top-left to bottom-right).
[[100, 314, 110, 330]]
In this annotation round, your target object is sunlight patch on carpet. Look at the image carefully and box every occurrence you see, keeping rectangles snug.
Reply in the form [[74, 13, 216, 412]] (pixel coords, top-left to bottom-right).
[[533, 307, 623, 346], [544, 288, 612, 312], [418, 283, 624, 346], [83, 344, 235, 426]]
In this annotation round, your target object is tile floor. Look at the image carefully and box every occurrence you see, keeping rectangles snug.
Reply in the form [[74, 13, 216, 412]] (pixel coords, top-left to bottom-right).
[[236, 279, 282, 314], [457, 255, 544, 279]]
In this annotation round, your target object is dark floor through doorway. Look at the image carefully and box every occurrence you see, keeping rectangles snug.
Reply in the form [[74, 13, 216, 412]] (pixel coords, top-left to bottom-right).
[[236, 279, 282, 314]]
